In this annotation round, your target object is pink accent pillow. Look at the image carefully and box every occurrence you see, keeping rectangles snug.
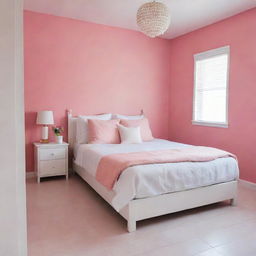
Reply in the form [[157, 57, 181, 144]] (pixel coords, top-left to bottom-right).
[[120, 118, 154, 141], [88, 119, 121, 144]]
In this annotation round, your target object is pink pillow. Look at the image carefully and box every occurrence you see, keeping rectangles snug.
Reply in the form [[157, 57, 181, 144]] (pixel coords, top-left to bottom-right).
[[88, 119, 121, 144], [120, 118, 154, 141]]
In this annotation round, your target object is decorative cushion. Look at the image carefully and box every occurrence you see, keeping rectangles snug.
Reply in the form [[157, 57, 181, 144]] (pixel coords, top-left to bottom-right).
[[112, 113, 144, 120], [120, 118, 154, 141], [76, 114, 112, 144], [88, 119, 121, 144], [117, 124, 142, 144]]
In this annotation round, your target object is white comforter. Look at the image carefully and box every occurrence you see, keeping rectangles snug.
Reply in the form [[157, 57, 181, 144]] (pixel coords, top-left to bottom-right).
[[75, 139, 239, 211]]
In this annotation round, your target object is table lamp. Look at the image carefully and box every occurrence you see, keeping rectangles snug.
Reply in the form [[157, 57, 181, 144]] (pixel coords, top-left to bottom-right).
[[36, 111, 54, 143]]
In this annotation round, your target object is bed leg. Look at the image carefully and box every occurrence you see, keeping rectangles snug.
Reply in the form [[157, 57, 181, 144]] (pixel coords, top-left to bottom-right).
[[230, 197, 237, 206], [127, 219, 136, 232]]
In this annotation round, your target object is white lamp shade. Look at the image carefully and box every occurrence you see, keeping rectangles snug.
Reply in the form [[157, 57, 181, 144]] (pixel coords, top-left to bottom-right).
[[36, 111, 54, 125]]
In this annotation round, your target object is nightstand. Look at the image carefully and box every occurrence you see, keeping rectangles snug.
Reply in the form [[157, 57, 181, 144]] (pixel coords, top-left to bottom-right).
[[34, 142, 69, 183]]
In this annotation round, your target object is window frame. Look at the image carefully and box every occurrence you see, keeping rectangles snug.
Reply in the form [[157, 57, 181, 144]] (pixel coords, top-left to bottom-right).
[[192, 46, 230, 128]]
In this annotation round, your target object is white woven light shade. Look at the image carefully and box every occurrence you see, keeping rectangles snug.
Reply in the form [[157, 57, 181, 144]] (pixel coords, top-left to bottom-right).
[[137, 1, 170, 38]]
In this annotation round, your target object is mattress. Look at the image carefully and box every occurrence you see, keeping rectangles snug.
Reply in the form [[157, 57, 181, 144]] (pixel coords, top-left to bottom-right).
[[74, 139, 239, 211]]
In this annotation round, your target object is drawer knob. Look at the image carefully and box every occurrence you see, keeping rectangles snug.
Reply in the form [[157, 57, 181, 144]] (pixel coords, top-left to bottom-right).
[[51, 153, 55, 156]]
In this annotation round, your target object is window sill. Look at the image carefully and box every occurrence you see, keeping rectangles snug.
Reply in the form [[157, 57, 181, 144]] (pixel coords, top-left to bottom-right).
[[192, 120, 228, 128]]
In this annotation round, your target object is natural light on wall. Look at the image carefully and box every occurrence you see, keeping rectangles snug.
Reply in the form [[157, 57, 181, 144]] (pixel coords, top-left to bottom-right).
[[193, 46, 230, 128]]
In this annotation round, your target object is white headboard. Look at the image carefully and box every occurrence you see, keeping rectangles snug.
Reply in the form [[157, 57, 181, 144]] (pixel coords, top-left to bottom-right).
[[67, 109, 145, 150], [67, 109, 77, 150]]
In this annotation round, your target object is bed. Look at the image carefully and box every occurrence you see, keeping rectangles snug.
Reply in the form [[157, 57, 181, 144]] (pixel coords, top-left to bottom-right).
[[67, 110, 239, 232]]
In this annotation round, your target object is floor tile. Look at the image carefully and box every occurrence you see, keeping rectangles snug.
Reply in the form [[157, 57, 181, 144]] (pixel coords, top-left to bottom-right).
[[26, 175, 256, 256], [135, 238, 211, 256], [214, 231, 256, 256], [195, 248, 222, 256]]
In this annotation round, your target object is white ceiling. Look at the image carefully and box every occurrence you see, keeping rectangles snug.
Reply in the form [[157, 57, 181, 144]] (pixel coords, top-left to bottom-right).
[[24, 0, 256, 39]]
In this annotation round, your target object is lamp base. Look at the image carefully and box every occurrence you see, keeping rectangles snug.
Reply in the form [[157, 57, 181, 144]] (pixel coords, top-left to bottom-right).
[[40, 126, 49, 143], [40, 139, 49, 143]]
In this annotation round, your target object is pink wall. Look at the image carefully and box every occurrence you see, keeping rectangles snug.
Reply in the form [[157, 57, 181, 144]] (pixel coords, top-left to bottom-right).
[[24, 11, 171, 171], [169, 8, 256, 183], [25, 9, 256, 183]]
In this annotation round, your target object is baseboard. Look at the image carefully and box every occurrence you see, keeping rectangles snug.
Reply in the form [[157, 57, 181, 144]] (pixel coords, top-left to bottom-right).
[[26, 171, 36, 178], [238, 179, 256, 190], [26, 170, 73, 179]]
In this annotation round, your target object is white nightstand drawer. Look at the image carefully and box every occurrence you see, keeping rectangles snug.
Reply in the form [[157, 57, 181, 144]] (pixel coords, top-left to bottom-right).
[[39, 148, 65, 160], [34, 142, 69, 182], [39, 159, 66, 175]]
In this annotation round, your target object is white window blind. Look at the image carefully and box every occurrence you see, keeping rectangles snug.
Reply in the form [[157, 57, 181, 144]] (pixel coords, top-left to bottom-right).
[[193, 46, 230, 128]]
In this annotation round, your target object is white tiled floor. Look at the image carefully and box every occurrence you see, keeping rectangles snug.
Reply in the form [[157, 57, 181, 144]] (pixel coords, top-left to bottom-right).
[[27, 175, 256, 256]]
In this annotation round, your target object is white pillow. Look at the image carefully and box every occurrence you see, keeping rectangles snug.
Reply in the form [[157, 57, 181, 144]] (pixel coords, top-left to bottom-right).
[[76, 114, 112, 144], [112, 114, 144, 120], [117, 124, 142, 144]]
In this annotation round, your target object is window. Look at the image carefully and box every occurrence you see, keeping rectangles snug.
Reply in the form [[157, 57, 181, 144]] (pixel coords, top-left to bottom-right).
[[193, 46, 230, 128]]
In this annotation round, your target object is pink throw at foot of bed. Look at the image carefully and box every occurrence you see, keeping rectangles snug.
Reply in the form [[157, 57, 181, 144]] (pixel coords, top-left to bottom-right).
[[96, 146, 236, 190]]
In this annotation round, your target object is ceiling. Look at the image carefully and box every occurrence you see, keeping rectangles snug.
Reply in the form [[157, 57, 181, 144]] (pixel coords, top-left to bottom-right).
[[24, 0, 256, 39]]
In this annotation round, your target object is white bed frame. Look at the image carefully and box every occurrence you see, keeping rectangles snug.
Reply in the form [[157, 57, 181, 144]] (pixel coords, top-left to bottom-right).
[[67, 110, 238, 232]]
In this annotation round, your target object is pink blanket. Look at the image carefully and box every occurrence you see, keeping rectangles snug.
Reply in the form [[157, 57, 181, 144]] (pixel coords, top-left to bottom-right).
[[96, 146, 236, 190]]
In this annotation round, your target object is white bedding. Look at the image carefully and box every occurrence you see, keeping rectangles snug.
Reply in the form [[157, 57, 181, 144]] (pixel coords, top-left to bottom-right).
[[75, 139, 239, 211]]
